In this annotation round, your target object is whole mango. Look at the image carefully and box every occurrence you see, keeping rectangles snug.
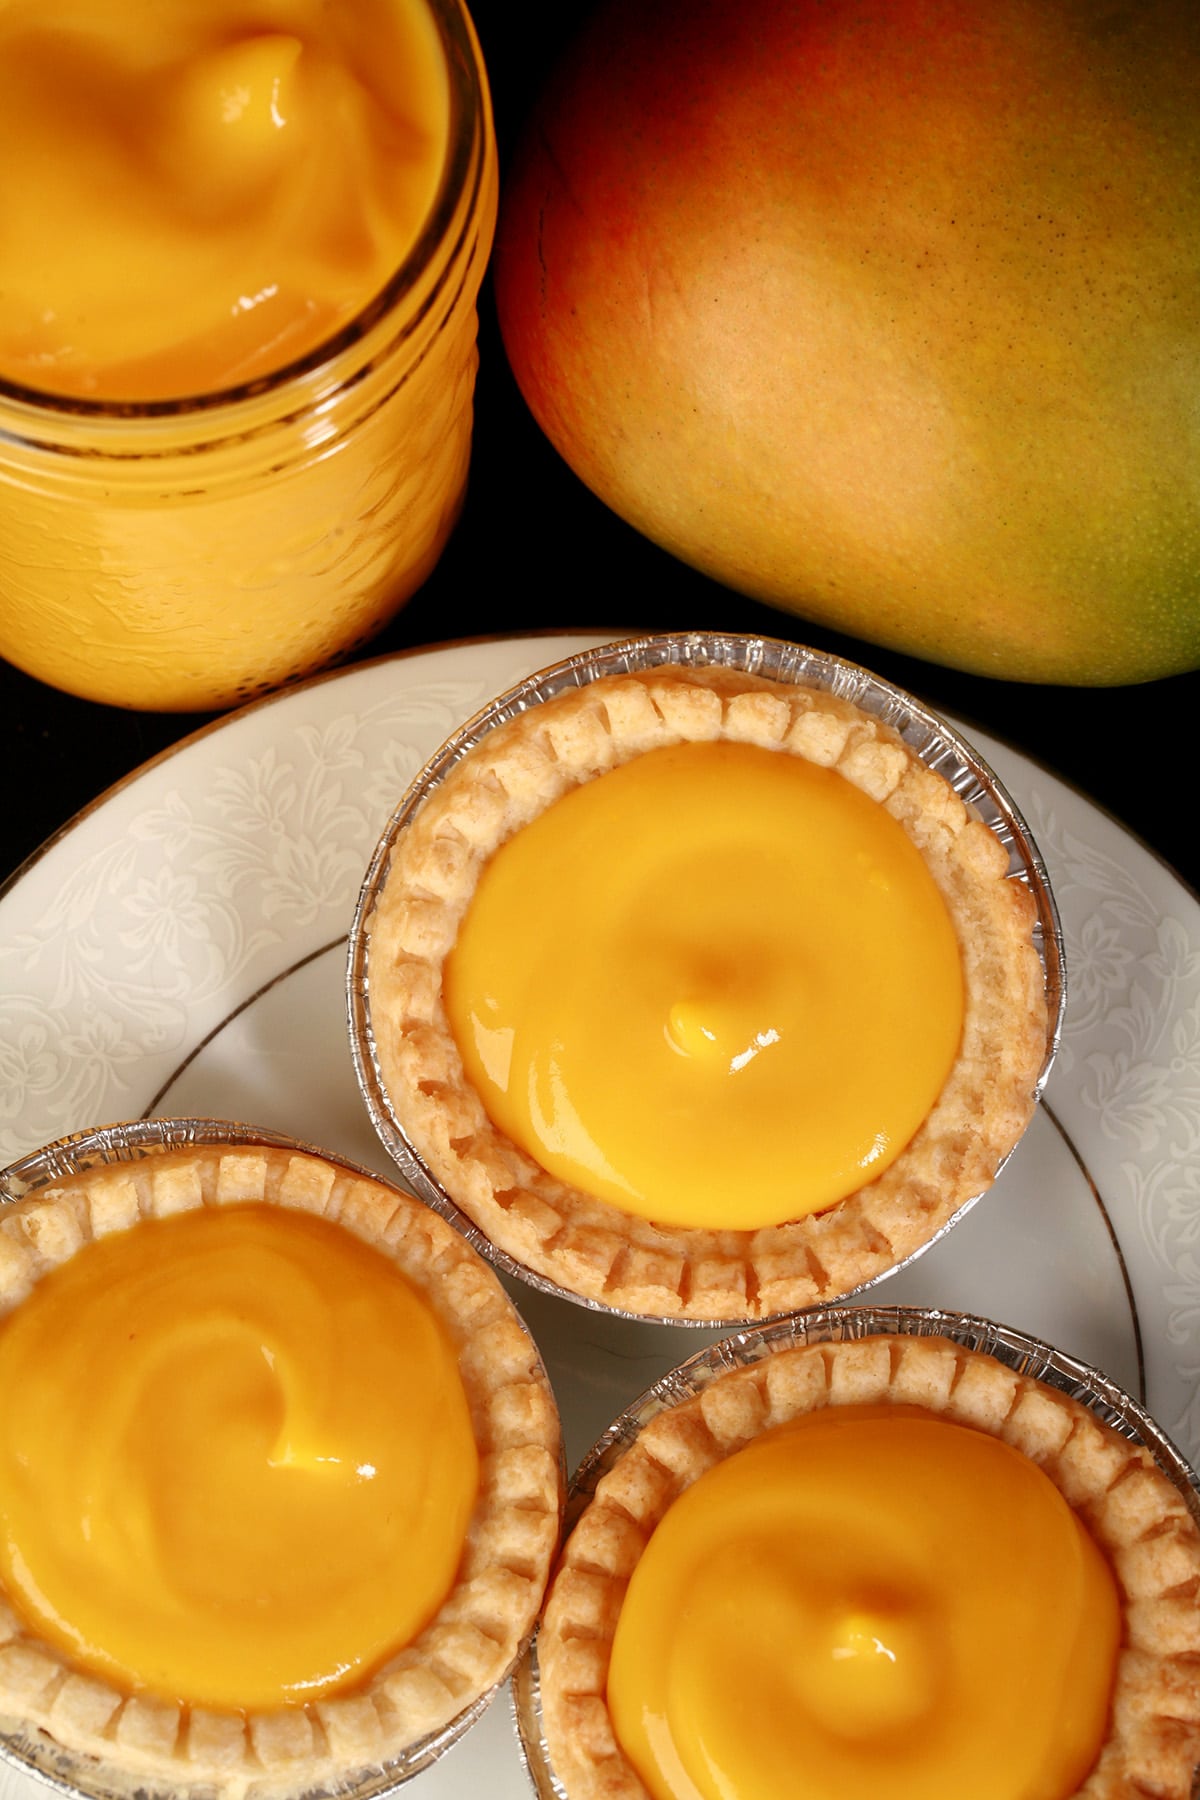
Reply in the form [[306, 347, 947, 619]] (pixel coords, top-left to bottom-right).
[[493, 0, 1200, 684]]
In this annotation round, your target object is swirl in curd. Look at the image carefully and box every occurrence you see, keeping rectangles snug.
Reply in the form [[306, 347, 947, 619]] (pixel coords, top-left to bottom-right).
[[0, 0, 450, 398], [445, 739, 965, 1231], [0, 1203, 479, 1708], [606, 1404, 1120, 1800]]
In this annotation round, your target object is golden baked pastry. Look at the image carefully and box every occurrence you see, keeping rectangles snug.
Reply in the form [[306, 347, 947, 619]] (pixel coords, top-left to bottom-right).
[[0, 1139, 564, 1795], [533, 1331, 1200, 1800], [362, 656, 1051, 1319]]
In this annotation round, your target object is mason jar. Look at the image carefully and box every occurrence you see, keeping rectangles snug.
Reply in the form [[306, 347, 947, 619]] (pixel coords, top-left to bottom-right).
[[0, 0, 497, 712]]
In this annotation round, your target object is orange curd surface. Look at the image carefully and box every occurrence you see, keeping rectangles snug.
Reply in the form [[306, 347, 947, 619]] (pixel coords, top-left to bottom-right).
[[606, 1404, 1120, 1800], [0, 0, 450, 401], [0, 0, 496, 712], [444, 740, 965, 1231], [0, 1203, 480, 1709]]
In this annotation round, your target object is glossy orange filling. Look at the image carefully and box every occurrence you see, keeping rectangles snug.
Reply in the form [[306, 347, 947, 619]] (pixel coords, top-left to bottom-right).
[[445, 740, 964, 1230], [0, 0, 450, 398], [606, 1404, 1120, 1800], [0, 1204, 479, 1708]]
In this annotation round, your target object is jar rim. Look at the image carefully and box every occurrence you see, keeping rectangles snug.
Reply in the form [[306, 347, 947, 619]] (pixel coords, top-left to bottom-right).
[[0, 0, 493, 422]]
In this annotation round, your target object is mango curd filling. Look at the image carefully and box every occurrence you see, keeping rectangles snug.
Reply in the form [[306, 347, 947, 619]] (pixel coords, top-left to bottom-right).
[[606, 1404, 1121, 1800], [444, 740, 965, 1231], [0, 1203, 480, 1710], [0, 0, 450, 399]]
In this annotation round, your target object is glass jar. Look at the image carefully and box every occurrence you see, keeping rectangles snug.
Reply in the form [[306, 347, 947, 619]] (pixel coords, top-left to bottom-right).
[[0, 0, 497, 713]]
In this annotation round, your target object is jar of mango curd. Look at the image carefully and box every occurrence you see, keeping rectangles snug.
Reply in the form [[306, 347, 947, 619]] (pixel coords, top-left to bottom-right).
[[0, 0, 497, 712]]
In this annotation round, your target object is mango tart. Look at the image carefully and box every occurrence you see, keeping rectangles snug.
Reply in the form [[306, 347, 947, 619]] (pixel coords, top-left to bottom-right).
[[533, 1333, 1200, 1800], [363, 661, 1049, 1319], [0, 1141, 564, 1795]]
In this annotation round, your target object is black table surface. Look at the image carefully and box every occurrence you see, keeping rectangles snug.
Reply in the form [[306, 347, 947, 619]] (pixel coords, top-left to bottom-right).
[[3, 0, 1196, 901]]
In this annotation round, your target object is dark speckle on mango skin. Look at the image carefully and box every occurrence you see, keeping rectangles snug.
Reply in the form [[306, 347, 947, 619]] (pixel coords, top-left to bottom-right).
[[493, 0, 1200, 686]]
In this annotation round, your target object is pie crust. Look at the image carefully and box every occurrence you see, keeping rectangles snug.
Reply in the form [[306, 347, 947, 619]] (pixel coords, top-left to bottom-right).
[[0, 1141, 564, 1796], [535, 1332, 1200, 1800], [364, 662, 1050, 1319]]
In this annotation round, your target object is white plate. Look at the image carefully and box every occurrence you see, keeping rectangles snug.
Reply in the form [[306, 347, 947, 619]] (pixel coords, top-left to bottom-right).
[[2, 631, 1199, 1800]]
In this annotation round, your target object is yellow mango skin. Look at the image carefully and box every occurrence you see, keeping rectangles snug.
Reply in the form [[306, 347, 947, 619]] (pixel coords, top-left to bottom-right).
[[494, 0, 1200, 685]]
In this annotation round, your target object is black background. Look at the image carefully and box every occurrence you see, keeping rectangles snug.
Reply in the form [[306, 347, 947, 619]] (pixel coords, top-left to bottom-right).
[[2, 0, 1195, 897]]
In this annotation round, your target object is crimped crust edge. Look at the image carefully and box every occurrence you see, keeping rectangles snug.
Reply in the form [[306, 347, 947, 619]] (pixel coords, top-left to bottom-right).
[[0, 1143, 565, 1797], [536, 1333, 1200, 1800], [365, 666, 1049, 1320]]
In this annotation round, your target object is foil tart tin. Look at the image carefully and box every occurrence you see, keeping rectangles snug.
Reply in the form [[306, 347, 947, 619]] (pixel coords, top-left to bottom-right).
[[346, 629, 1066, 1329], [510, 1301, 1200, 1800], [0, 1116, 561, 1800]]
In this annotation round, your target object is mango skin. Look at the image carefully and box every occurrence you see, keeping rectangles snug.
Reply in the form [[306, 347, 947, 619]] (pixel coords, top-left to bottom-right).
[[493, 0, 1200, 684]]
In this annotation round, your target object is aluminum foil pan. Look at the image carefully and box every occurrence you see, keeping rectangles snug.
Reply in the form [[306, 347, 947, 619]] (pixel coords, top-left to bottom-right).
[[0, 1116, 560, 1800], [347, 629, 1065, 1329], [511, 1302, 1200, 1800]]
